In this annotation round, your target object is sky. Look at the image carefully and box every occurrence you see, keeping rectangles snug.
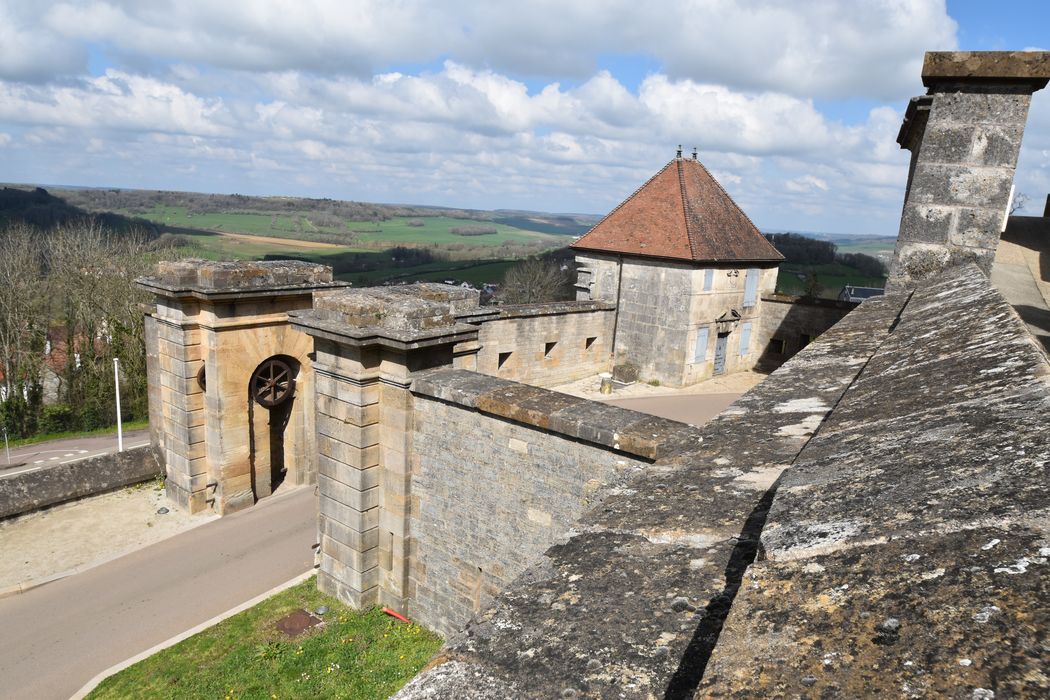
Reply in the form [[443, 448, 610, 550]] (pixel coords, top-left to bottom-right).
[[0, 1, 1047, 236]]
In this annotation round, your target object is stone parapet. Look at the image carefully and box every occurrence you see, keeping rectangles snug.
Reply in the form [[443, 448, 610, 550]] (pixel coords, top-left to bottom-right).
[[137, 259, 346, 299], [411, 369, 701, 461], [396, 287, 910, 699]]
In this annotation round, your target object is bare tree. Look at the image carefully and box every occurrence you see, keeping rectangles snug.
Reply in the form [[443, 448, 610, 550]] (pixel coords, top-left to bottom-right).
[[1010, 191, 1030, 215], [499, 258, 574, 305]]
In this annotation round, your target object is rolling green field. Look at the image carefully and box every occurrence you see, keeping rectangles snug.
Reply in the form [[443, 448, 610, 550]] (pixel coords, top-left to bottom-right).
[[832, 237, 896, 257], [135, 206, 563, 249]]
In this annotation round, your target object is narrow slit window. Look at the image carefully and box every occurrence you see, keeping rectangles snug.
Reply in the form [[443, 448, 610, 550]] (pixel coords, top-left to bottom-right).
[[799, 333, 811, 349], [770, 338, 785, 354], [498, 351, 512, 369], [585, 336, 597, 350], [545, 341, 557, 357]]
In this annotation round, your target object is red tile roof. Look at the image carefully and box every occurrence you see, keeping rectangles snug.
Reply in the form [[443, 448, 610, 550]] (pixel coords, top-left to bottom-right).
[[571, 156, 784, 263]]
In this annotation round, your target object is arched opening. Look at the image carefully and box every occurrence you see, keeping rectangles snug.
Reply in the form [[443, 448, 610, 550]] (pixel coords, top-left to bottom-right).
[[247, 355, 300, 501]]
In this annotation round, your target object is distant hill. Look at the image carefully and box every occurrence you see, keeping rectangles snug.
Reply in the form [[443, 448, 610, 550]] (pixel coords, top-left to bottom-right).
[[0, 186, 157, 235]]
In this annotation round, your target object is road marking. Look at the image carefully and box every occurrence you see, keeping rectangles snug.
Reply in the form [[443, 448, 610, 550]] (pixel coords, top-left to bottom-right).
[[64, 453, 75, 457], [34, 460, 44, 464], [49, 457, 59, 461]]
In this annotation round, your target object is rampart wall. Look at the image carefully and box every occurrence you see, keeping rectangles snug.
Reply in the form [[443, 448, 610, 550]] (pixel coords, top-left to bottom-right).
[[396, 263, 1050, 699], [407, 373, 652, 635], [472, 301, 615, 387]]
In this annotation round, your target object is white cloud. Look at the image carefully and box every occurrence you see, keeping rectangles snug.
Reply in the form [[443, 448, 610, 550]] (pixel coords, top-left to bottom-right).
[[0, 1, 86, 81], [35, 0, 955, 99], [0, 133, 11, 147]]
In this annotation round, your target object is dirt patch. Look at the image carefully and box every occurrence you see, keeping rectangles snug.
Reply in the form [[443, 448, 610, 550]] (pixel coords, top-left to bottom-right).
[[212, 231, 343, 249]]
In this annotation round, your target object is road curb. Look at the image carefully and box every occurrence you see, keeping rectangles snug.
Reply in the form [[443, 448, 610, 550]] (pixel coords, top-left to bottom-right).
[[69, 569, 317, 700]]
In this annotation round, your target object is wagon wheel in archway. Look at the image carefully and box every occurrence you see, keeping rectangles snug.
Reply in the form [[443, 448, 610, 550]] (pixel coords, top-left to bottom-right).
[[251, 358, 296, 408]]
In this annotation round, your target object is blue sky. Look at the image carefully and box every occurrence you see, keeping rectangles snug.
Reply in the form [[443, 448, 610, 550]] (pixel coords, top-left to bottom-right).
[[0, 1, 1047, 235]]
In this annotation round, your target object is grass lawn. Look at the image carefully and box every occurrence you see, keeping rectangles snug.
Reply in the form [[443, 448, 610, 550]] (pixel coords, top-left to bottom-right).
[[6, 419, 150, 448], [87, 577, 442, 700], [776, 263, 886, 298]]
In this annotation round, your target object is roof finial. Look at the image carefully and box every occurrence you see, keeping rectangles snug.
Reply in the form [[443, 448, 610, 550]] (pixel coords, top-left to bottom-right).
[[692, 147, 698, 160], [676, 144, 682, 159]]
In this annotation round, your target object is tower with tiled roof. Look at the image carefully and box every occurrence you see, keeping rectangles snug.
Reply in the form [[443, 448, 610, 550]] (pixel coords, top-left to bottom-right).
[[572, 148, 783, 386]]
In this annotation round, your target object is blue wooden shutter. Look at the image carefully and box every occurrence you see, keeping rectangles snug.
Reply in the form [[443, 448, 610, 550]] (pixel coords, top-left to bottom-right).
[[739, 321, 752, 356], [703, 268, 714, 291], [694, 327, 709, 363], [743, 268, 759, 307]]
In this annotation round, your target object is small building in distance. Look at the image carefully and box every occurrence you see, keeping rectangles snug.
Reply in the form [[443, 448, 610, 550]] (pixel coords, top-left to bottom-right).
[[837, 285, 885, 303], [571, 148, 784, 386]]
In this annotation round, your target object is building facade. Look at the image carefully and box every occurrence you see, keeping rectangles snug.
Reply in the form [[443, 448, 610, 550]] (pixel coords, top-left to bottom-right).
[[572, 150, 783, 386]]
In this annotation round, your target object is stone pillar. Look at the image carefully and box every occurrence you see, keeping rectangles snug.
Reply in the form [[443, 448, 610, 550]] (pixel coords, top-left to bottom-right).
[[889, 51, 1050, 289], [290, 284, 481, 612], [138, 260, 347, 514]]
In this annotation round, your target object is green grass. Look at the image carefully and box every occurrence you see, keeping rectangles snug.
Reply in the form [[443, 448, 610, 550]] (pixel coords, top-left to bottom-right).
[[87, 577, 442, 700], [777, 263, 886, 298], [346, 216, 561, 247], [6, 419, 150, 448], [134, 206, 561, 249]]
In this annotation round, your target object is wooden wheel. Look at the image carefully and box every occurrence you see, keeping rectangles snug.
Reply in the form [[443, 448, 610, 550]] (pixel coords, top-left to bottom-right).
[[251, 358, 295, 408]]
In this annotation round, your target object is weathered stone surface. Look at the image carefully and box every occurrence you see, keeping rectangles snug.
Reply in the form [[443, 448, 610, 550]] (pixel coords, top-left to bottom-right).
[[141, 259, 342, 294], [922, 50, 1050, 88], [0, 446, 162, 520], [437, 532, 737, 699], [700, 526, 1050, 698], [313, 284, 479, 331]]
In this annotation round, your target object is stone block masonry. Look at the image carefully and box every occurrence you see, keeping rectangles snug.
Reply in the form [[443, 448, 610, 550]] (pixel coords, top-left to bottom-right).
[[471, 301, 615, 388], [0, 446, 162, 521], [397, 263, 1050, 699], [890, 51, 1050, 287]]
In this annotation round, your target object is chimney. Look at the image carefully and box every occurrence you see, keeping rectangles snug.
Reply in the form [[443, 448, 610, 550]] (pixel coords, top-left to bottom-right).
[[888, 51, 1050, 290]]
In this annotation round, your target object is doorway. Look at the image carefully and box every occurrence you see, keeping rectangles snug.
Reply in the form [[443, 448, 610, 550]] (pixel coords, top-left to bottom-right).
[[714, 332, 729, 375], [248, 355, 299, 500]]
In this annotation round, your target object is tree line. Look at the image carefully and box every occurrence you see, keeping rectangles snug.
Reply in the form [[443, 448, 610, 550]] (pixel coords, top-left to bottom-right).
[[0, 221, 165, 438], [764, 232, 887, 277]]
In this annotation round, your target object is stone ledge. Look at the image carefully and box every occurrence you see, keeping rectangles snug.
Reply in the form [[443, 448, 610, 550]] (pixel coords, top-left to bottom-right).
[[410, 368, 701, 460], [494, 300, 616, 320], [137, 259, 347, 299], [923, 50, 1050, 89]]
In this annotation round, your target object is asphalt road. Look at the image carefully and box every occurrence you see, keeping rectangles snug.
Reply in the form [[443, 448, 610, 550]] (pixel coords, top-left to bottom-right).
[[607, 392, 743, 426], [0, 429, 151, 479], [0, 485, 317, 700]]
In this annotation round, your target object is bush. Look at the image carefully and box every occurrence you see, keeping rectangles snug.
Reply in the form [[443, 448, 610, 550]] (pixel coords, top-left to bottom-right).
[[39, 404, 75, 434]]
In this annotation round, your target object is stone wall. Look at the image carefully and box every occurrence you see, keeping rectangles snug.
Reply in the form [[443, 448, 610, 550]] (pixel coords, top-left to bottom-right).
[[471, 302, 615, 387], [407, 386, 648, 635], [754, 294, 857, 370], [0, 446, 162, 520], [396, 264, 1050, 699]]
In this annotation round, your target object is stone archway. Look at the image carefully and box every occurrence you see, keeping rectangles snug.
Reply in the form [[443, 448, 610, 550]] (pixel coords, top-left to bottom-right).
[[248, 355, 300, 501]]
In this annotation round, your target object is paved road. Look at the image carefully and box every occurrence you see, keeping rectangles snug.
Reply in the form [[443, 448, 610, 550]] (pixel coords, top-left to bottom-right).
[[607, 392, 743, 426], [0, 486, 317, 700], [0, 429, 151, 479]]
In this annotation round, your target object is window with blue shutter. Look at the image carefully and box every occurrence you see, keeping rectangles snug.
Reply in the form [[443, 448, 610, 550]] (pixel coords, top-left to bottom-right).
[[703, 268, 714, 291], [739, 321, 752, 356], [694, 326, 709, 363], [743, 268, 759, 307]]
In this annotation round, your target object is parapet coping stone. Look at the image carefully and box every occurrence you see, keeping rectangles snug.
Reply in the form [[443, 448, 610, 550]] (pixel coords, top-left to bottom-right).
[[410, 368, 703, 461], [288, 309, 480, 351], [137, 260, 348, 301], [760, 293, 859, 310], [922, 50, 1050, 89], [494, 300, 616, 320]]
